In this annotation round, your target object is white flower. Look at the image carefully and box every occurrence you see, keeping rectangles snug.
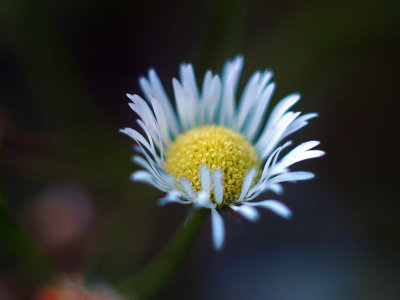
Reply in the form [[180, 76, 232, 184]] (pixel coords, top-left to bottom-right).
[[121, 56, 324, 250]]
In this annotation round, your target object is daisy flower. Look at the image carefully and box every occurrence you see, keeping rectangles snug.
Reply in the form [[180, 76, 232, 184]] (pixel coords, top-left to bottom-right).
[[121, 56, 324, 250]]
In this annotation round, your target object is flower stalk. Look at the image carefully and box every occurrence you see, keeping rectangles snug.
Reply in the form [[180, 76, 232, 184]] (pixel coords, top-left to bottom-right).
[[117, 209, 207, 299]]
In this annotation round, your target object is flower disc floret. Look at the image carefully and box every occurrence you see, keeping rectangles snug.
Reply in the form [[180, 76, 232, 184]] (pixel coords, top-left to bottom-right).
[[165, 125, 260, 206]]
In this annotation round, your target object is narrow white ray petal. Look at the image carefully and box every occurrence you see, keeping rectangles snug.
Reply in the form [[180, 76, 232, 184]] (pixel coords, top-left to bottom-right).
[[220, 56, 244, 126], [131, 170, 168, 191], [207, 75, 222, 124], [180, 64, 200, 127], [261, 141, 292, 180], [256, 70, 274, 96], [201, 73, 221, 124], [158, 191, 190, 206], [286, 149, 325, 165], [245, 82, 275, 140], [200, 166, 211, 194], [289, 140, 321, 154], [231, 205, 260, 221], [131, 131, 164, 169], [127, 94, 161, 145], [265, 183, 283, 195], [200, 71, 213, 124], [272, 141, 325, 174], [237, 168, 258, 202], [120, 128, 159, 163], [173, 78, 193, 131], [160, 172, 176, 189], [137, 118, 164, 163], [139, 70, 179, 135], [245, 142, 291, 200], [135, 119, 155, 150], [248, 170, 314, 201], [136, 119, 164, 166], [283, 113, 318, 138], [267, 171, 315, 185], [196, 190, 215, 209], [181, 178, 196, 200], [150, 96, 172, 146], [180, 64, 200, 104], [236, 72, 261, 129], [256, 111, 295, 155], [246, 200, 292, 219], [211, 209, 225, 251], [255, 93, 300, 149], [213, 169, 224, 205], [132, 155, 168, 188], [259, 112, 300, 159], [246, 182, 286, 201], [201, 71, 213, 99], [265, 93, 300, 131]]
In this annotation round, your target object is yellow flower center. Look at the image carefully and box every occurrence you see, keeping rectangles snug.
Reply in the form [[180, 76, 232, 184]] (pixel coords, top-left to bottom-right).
[[165, 125, 260, 207]]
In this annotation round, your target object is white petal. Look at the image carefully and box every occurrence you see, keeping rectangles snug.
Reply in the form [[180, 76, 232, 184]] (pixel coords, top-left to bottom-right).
[[265, 93, 300, 132], [139, 70, 179, 135], [173, 78, 196, 130], [196, 190, 215, 209], [283, 113, 318, 138], [131, 170, 168, 191], [265, 183, 283, 195], [236, 72, 261, 129], [246, 200, 292, 219], [211, 209, 225, 251], [150, 96, 172, 146], [200, 70, 213, 124], [127, 94, 161, 149], [206, 75, 222, 124], [213, 169, 224, 205], [180, 178, 196, 200], [245, 82, 275, 140], [237, 168, 258, 202], [200, 166, 211, 194], [260, 141, 292, 180], [258, 111, 300, 159], [219, 56, 244, 126], [267, 171, 315, 185], [120, 127, 161, 165], [180, 64, 200, 104], [158, 191, 190, 206], [272, 141, 325, 174], [256, 70, 274, 96], [132, 155, 168, 188], [231, 205, 259, 221]]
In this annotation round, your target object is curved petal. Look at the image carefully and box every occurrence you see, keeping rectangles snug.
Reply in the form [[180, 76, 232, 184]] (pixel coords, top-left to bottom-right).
[[131, 170, 169, 192], [231, 204, 259, 222], [267, 171, 315, 185], [246, 200, 292, 219], [158, 191, 190, 206], [211, 209, 225, 251], [200, 166, 211, 195], [237, 168, 258, 202], [213, 169, 224, 205]]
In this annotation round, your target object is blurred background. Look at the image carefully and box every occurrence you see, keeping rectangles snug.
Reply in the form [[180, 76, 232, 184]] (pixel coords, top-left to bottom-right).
[[0, 0, 399, 299]]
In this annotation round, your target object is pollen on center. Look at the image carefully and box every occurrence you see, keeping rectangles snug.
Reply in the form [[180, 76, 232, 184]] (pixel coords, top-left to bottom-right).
[[165, 125, 260, 206]]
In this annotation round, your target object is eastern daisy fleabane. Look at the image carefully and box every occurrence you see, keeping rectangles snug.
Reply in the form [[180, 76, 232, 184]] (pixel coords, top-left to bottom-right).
[[121, 56, 324, 250]]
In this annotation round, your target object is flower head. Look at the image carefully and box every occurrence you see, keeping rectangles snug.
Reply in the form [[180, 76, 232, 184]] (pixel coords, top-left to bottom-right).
[[121, 56, 324, 250]]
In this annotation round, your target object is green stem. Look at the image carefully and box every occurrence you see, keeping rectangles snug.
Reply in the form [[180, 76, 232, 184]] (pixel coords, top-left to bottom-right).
[[117, 209, 208, 299]]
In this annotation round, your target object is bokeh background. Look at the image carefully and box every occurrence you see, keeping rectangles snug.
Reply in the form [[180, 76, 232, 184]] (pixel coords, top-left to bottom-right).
[[0, 0, 399, 299]]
